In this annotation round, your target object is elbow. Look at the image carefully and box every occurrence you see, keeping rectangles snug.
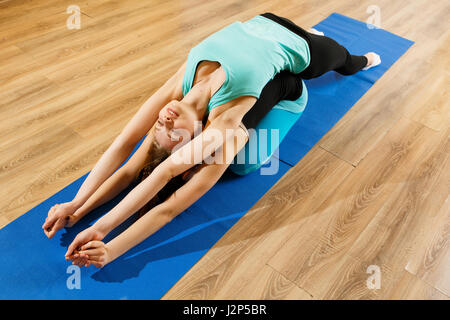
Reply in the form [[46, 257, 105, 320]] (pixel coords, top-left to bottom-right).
[[123, 170, 140, 187], [152, 162, 176, 184], [157, 204, 178, 224], [193, 181, 214, 195], [114, 134, 136, 152], [220, 114, 241, 129], [153, 154, 189, 182]]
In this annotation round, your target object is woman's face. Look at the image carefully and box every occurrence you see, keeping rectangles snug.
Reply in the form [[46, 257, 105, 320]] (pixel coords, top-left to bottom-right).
[[154, 100, 201, 151]]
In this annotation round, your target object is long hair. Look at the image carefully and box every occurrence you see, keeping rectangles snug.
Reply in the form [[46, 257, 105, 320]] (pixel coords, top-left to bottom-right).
[[133, 128, 187, 218]]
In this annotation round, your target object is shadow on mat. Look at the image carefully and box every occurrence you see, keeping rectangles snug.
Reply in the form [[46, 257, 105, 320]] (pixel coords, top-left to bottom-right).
[[59, 169, 245, 283]]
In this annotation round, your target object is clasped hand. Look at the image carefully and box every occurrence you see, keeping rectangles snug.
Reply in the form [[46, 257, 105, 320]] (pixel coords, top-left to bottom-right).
[[65, 226, 111, 268], [42, 202, 79, 238]]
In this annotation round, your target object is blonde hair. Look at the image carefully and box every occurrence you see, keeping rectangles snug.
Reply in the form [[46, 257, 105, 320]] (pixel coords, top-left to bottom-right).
[[133, 126, 170, 217], [134, 139, 170, 182], [133, 126, 187, 218]]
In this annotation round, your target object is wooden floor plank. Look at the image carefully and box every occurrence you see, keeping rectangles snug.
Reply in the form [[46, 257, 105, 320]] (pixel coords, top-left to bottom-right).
[[387, 271, 449, 300], [233, 264, 313, 300], [405, 195, 450, 296], [0, 124, 85, 224], [316, 126, 449, 298], [267, 118, 446, 297]]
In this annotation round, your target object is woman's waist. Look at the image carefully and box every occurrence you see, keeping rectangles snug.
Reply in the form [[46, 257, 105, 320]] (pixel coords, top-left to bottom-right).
[[258, 13, 313, 48], [243, 15, 311, 52], [242, 15, 311, 72]]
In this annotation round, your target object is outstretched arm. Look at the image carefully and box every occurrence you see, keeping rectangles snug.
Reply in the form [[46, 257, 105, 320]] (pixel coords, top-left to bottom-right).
[[74, 63, 185, 207], [81, 102, 249, 238], [118, 71, 303, 219], [66, 129, 158, 226], [43, 62, 185, 238], [73, 126, 249, 267]]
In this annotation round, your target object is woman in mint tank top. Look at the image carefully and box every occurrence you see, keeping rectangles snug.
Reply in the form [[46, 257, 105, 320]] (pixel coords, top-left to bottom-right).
[[181, 14, 312, 113], [54, 13, 380, 268]]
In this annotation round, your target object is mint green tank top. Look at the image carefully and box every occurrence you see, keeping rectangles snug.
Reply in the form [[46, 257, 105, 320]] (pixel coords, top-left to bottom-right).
[[182, 15, 311, 114]]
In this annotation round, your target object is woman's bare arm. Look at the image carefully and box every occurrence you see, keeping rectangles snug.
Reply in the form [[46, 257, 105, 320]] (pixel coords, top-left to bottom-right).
[[69, 131, 156, 225], [89, 101, 252, 237], [105, 160, 231, 264], [80, 127, 249, 267], [72, 63, 185, 208], [43, 62, 185, 238]]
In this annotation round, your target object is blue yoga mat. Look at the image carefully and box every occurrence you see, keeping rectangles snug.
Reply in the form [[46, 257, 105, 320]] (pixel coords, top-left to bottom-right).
[[0, 13, 413, 299]]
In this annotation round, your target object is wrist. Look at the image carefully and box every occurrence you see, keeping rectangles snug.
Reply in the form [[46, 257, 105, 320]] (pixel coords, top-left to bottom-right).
[[91, 221, 109, 239], [70, 204, 90, 225], [70, 198, 84, 210], [66, 214, 80, 228], [104, 242, 117, 265]]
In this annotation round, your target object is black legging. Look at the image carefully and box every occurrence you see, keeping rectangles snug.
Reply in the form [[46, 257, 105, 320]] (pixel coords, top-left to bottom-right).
[[241, 12, 368, 130]]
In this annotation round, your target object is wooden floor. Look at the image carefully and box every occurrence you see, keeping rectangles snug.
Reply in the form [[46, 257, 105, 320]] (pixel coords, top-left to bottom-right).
[[1, 0, 449, 299]]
